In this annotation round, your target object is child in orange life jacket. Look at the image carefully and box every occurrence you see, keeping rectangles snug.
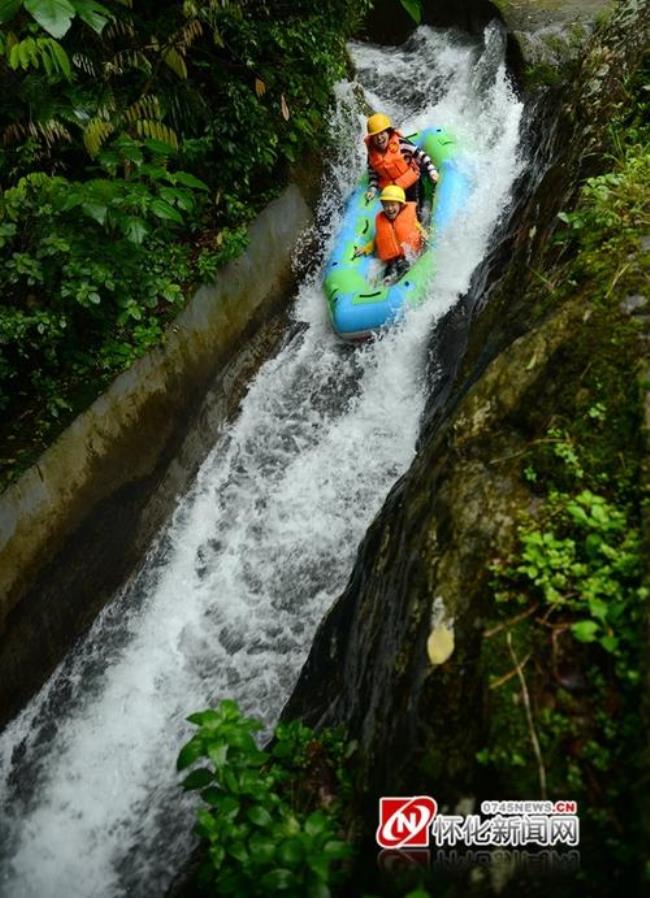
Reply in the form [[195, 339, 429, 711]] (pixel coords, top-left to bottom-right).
[[354, 184, 427, 281], [364, 112, 439, 211]]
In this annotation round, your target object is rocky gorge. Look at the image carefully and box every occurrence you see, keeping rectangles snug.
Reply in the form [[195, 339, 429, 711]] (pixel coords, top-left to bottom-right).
[[284, 1, 650, 894]]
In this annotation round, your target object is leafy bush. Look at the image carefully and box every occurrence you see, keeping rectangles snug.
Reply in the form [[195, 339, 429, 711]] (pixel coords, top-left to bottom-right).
[[478, 67, 649, 882], [177, 699, 355, 897], [492, 487, 644, 666], [0, 0, 373, 483]]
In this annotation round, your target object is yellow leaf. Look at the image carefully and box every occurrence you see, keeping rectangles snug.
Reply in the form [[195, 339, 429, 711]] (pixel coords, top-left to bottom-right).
[[135, 120, 179, 150], [163, 47, 188, 80], [83, 118, 114, 157], [254, 77, 266, 98], [426, 625, 455, 666], [280, 94, 290, 121]]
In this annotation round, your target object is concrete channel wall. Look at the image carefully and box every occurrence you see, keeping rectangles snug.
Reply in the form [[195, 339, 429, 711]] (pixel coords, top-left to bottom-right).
[[0, 182, 313, 727]]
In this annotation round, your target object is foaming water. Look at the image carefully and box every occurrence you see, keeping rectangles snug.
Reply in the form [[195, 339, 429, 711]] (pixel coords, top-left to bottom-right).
[[0, 25, 523, 898]]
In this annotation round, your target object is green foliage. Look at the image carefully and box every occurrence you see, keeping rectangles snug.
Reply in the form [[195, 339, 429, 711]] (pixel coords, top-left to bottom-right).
[[177, 700, 354, 897], [0, 0, 371, 485], [493, 487, 643, 663], [400, 0, 421, 25], [0, 143, 209, 419], [556, 58, 649, 295], [478, 64, 649, 885]]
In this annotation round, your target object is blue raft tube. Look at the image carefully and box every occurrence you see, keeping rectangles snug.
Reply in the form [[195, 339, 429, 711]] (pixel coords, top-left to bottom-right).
[[323, 127, 472, 341]]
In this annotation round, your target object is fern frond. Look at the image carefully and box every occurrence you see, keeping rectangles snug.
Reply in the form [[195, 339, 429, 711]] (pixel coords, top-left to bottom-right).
[[3, 119, 71, 147], [162, 47, 188, 79], [104, 49, 152, 76], [83, 118, 114, 156], [37, 119, 72, 146], [177, 18, 203, 51], [124, 95, 162, 122], [8, 37, 71, 79], [134, 119, 179, 150], [95, 98, 117, 118], [72, 53, 98, 76], [104, 17, 135, 39]]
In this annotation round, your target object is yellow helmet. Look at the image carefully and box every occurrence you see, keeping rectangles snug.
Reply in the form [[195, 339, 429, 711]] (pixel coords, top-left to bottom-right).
[[367, 112, 392, 136], [379, 184, 406, 204]]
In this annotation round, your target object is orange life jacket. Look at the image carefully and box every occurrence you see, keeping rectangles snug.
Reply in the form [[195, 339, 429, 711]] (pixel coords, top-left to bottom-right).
[[365, 130, 420, 190], [375, 203, 423, 262]]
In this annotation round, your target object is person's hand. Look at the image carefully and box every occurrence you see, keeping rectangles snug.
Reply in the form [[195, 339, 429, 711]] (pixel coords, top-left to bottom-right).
[[353, 246, 363, 257], [365, 187, 377, 202]]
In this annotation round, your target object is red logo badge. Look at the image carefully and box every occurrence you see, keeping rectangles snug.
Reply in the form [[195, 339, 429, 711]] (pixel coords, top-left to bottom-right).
[[376, 796, 438, 849]]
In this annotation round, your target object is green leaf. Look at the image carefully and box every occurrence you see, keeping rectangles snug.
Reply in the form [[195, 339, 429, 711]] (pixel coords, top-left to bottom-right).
[[400, 0, 421, 24], [163, 46, 187, 79], [209, 843, 225, 868], [0, 0, 22, 24], [144, 138, 175, 156], [124, 217, 149, 244], [182, 768, 214, 791], [248, 833, 276, 862], [305, 811, 327, 836], [260, 869, 295, 890], [218, 698, 240, 718], [170, 189, 194, 213], [151, 198, 183, 224], [571, 620, 599, 643], [247, 804, 272, 827], [278, 838, 304, 866], [587, 596, 608, 622], [70, 0, 110, 34], [227, 841, 248, 863], [207, 743, 228, 767], [201, 786, 222, 806], [49, 38, 71, 77], [173, 171, 210, 191], [207, 793, 239, 817], [81, 202, 107, 225], [323, 839, 349, 859], [599, 634, 619, 653], [187, 709, 221, 727], [24, 0, 76, 38], [176, 737, 204, 771], [139, 164, 171, 182]]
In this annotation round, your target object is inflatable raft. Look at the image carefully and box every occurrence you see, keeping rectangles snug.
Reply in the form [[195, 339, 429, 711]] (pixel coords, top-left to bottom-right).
[[323, 127, 470, 341]]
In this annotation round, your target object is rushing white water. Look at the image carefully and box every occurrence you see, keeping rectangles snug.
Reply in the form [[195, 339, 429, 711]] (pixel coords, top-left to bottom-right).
[[0, 25, 523, 898]]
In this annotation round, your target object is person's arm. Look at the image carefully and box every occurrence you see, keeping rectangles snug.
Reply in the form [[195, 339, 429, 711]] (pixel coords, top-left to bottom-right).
[[399, 137, 439, 183], [366, 158, 379, 200]]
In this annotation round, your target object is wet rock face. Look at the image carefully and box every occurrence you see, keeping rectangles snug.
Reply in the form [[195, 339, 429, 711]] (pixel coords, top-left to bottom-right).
[[283, 301, 582, 797], [361, 0, 615, 75], [361, 0, 527, 81], [495, 0, 616, 65], [423, 0, 649, 446], [362, 0, 502, 45], [284, 0, 649, 804]]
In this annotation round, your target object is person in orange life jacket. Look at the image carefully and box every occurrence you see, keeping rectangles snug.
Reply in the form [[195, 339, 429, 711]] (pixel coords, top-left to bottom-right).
[[354, 184, 427, 281], [364, 112, 439, 213]]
